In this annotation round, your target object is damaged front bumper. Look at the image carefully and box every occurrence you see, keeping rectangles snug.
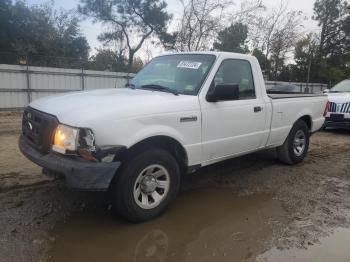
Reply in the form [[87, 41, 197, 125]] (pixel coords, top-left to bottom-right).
[[19, 135, 121, 191]]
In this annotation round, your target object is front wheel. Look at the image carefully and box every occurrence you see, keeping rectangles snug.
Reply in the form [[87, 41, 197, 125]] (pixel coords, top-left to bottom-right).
[[277, 120, 310, 165], [110, 148, 180, 223]]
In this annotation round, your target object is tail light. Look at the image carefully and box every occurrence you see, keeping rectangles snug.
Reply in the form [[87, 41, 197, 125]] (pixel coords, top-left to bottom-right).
[[323, 100, 330, 117]]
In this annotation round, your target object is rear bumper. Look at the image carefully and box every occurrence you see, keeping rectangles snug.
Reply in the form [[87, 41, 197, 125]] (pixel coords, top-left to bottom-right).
[[19, 135, 120, 191]]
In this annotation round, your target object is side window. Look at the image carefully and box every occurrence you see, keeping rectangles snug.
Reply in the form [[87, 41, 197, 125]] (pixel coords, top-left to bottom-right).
[[213, 59, 255, 99]]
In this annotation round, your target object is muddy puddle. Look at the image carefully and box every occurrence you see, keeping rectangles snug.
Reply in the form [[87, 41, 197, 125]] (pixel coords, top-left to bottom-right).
[[48, 188, 289, 262], [258, 228, 350, 262]]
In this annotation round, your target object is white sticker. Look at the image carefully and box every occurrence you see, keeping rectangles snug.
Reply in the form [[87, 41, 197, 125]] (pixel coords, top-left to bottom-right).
[[177, 61, 202, 69]]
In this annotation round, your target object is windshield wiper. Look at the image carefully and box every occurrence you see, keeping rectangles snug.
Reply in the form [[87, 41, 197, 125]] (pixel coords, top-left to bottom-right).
[[140, 84, 179, 95]]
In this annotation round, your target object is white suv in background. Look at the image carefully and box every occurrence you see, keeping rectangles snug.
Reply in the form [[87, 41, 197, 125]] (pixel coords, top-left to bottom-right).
[[324, 79, 350, 129]]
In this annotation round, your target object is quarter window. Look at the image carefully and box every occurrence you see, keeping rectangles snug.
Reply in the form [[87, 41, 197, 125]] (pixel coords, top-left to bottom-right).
[[213, 59, 255, 99]]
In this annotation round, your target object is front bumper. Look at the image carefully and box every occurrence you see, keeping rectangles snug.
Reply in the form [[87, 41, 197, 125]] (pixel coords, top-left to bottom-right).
[[325, 117, 350, 129], [19, 135, 121, 191]]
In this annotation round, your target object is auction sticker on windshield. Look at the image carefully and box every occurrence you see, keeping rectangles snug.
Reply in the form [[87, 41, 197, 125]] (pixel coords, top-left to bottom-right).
[[177, 61, 202, 69]]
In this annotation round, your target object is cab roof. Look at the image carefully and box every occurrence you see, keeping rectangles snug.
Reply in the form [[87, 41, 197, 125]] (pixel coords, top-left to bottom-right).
[[156, 51, 255, 60]]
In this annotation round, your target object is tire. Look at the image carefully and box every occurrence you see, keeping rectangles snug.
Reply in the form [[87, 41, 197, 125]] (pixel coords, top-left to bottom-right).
[[110, 148, 180, 223], [277, 120, 310, 165]]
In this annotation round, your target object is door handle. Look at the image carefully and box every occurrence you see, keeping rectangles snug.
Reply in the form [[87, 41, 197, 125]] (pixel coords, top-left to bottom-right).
[[254, 106, 263, 112]]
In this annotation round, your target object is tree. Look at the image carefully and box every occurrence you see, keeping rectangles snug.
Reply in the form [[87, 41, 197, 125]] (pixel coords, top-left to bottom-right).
[[173, 0, 263, 52], [0, 0, 13, 56], [87, 48, 144, 72], [0, 1, 90, 67], [248, 0, 304, 80], [213, 23, 249, 53], [269, 11, 304, 80], [87, 48, 127, 71], [277, 64, 301, 82], [252, 48, 269, 75], [248, 1, 289, 59], [54, 10, 90, 61], [79, 0, 172, 71], [294, 33, 319, 82], [313, 0, 350, 83], [174, 0, 233, 51], [313, 0, 349, 60]]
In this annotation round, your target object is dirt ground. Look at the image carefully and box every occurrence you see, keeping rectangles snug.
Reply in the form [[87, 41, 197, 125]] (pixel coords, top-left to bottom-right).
[[1, 112, 350, 262]]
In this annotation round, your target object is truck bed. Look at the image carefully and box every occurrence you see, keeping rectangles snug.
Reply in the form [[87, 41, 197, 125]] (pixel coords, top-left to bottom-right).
[[267, 91, 326, 99]]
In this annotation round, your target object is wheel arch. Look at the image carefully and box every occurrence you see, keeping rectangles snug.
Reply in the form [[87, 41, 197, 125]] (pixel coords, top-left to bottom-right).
[[117, 135, 189, 173], [277, 114, 311, 165], [276, 114, 312, 149], [296, 115, 312, 131]]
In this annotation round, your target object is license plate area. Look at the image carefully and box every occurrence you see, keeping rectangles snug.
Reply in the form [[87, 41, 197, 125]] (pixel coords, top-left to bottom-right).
[[330, 113, 345, 121]]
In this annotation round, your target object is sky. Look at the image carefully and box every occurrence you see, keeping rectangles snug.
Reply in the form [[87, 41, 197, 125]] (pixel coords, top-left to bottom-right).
[[27, 0, 320, 58]]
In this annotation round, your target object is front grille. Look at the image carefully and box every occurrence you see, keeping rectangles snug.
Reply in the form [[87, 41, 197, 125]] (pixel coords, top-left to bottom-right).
[[22, 107, 58, 154], [329, 102, 350, 113]]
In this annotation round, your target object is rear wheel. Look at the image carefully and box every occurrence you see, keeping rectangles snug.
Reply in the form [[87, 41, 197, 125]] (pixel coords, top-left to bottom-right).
[[277, 120, 310, 165], [110, 148, 180, 223]]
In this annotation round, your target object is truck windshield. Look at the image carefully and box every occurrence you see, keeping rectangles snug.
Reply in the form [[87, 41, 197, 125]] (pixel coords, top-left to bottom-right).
[[330, 79, 350, 92], [130, 54, 216, 95]]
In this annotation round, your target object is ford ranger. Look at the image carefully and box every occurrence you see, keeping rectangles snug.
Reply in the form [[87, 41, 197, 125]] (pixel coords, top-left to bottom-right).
[[19, 52, 328, 222]]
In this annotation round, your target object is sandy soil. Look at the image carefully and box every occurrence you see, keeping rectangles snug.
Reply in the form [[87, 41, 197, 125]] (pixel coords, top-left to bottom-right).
[[0, 134, 50, 190], [0, 111, 22, 135], [0, 114, 350, 261]]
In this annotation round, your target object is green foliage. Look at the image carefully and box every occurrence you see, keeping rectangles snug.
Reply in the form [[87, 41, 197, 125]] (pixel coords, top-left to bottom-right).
[[87, 49, 127, 71], [252, 0, 349, 84], [79, 0, 172, 71], [326, 67, 346, 84], [318, 62, 346, 84], [311, 0, 350, 84], [293, 34, 319, 82], [313, 0, 349, 59], [213, 23, 249, 53], [0, 0, 13, 56], [0, 1, 90, 67], [87, 49, 144, 73], [277, 64, 298, 82], [252, 48, 269, 75], [1, 0, 349, 80]]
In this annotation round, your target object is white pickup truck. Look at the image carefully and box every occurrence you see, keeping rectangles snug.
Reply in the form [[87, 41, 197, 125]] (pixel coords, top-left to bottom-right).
[[20, 52, 327, 222]]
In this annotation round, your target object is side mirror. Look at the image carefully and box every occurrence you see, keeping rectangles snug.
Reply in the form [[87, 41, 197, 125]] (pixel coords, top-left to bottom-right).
[[207, 83, 239, 102], [323, 89, 330, 93]]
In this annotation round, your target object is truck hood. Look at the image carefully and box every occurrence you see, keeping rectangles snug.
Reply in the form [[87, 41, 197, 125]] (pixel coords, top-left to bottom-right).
[[326, 92, 350, 103], [29, 88, 199, 126]]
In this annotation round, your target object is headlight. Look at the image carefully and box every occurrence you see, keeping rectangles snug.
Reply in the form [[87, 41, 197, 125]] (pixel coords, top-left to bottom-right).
[[52, 124, 79, 154]]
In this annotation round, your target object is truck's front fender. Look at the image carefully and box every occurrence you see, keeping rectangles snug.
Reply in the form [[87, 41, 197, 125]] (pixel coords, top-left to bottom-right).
[[91, 112, 202, 166]]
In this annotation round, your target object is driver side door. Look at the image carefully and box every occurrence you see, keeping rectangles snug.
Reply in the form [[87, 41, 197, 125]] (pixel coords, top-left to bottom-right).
[[200, 58, 267, 163]]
